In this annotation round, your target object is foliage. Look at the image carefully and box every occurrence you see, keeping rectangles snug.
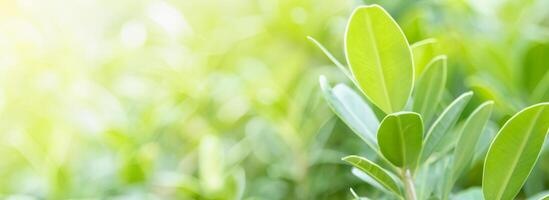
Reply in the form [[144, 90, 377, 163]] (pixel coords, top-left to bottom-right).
[[317, 4, 549, 200]]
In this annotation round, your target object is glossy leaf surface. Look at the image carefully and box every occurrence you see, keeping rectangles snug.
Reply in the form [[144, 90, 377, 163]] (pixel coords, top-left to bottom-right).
[[345, 5, 413, 114], [483, 103, 549, 200], [377, 112, 423, 168]]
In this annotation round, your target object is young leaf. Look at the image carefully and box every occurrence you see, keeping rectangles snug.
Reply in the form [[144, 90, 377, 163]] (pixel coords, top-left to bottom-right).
[[413, 55, 447, 124], [319, 76, 379, 149], [450, 101, 494, 181], [307, 36, 357, 85], [411, 39, 437, 77], [441, 102, 494, 198], [483, 103, 549, 200], [421, 92, 473, 162], [342, 155, 402, 196], [345, 5, 413, 114], [377, 112, 423, 168]]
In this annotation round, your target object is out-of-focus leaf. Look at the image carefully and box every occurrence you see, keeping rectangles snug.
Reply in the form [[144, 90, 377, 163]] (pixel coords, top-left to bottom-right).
[[342, 155, 402, 197], [421, 92, 473, 162], [350, 188, 372, 200], [441, 102, 493, 198], [483, 103, 549, 200], [523, 43, 549, 93], [520, 41, 549, 103], [411, 39, 437, 77], [377, 112, 423, 168], [319, 76, 379, 149], [473, 121, 499, 163], [413, 55, 447, 124], [527, 191, 549, 200], [452, 187, 483, 200], [415, 156, 450, 200], [345, 5, 413, 114], [450, 101, 494, 181], [532, 72, 549, 103], [199, 135, 225, 194], [525, 164, 545, 197]]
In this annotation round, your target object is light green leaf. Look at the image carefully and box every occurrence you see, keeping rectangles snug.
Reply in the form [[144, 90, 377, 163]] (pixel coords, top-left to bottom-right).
[[441, 102, 494, 198], [411, 38, 437, 77], [319, 76, 379, 149], [377, 112, 423, 168], [483, 103, 549, 200], [421, 92, 473, 162], [413, 55, 447, 124], [451, 101, 494, 181], [345, 5, 413, 114], [343, 155, 402, 196]]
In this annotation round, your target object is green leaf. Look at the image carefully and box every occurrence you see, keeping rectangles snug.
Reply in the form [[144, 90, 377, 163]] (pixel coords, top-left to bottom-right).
[[345, 5, 413, 114], [523, 43, 549, 93], [532, 71, 549, 103], [483, 103, 549, 200], [319, 76, 379, 149], [350, 188, 372, 200], [441, 102, 494, 198], [307, 36, 356, 85], [452, 187, 483, 200], [411, 39, 437, 77], [415, 156, 450, 199], [525, 165, 545, 197], [421, 92, 473, 162], [352, 168, 392, 195], [413, 55, 447, 124], [527, 191, 549, 200], [342, 155, 402, 196], [450, 101, 494, 181], [377, 112, 423, 168]]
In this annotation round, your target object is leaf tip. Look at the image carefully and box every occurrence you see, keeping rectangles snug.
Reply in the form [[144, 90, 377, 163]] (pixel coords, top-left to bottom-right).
[[342, 155, 358, 162]]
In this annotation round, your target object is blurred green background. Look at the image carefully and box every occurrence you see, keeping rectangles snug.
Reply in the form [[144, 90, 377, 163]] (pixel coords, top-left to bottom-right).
[[0, 0, 548, 199]]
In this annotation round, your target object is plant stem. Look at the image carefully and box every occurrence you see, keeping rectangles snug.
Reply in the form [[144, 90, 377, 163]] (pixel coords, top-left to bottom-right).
[[403, 169, 417, 200]]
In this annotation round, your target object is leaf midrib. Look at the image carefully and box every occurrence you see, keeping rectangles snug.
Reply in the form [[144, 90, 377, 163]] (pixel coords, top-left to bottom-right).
[[363, 11, 392, 112], [494, 108, 544, 200], [396, 117, 407, 167]]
